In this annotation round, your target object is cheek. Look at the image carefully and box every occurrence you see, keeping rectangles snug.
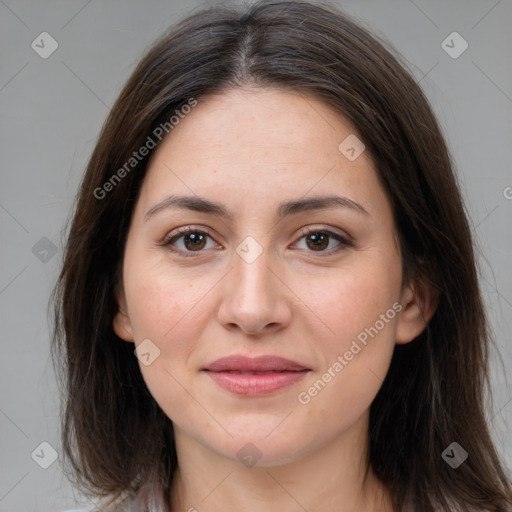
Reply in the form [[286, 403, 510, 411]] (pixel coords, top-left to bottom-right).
[[295, 256, 400, 411], [302, 257, 401, 351], [123, 249, 217, 344], [124, 265, 215, 418]]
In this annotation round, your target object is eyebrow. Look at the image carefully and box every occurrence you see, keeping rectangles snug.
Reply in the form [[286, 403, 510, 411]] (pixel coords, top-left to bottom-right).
[[144, 194, 370, 222]]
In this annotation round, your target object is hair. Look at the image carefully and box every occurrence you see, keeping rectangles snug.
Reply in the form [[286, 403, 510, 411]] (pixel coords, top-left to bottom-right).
[[51, 1, 512, 511]]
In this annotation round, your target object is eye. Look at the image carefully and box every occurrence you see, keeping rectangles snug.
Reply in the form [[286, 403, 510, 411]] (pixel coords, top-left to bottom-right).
[[160, 226, 352, 258], [161, 227, 219, 257], [293, 227, 352, 255]]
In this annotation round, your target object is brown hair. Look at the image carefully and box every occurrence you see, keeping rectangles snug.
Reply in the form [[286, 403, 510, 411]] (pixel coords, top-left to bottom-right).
[[51, 1, 512, 510]]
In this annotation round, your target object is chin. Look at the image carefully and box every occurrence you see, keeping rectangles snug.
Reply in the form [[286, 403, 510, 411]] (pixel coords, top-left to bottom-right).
[[205, 429, 310, 468]]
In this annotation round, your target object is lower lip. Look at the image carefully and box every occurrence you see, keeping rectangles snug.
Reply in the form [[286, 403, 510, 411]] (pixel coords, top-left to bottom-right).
[[203, 370, 310, 396]]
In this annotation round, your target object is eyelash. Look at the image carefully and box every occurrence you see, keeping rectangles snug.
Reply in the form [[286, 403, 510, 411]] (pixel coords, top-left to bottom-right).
[[160, 226, 353, 258]]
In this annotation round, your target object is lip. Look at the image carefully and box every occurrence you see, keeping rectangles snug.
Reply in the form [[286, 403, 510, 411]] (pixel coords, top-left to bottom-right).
[[203, 355, 310, 372], [202, 355, 311, 396]]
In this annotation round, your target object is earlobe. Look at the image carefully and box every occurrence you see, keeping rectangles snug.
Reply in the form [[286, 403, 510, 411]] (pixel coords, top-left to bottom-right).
[[113, 290, 134, 342], [395, 280, 439, 345]]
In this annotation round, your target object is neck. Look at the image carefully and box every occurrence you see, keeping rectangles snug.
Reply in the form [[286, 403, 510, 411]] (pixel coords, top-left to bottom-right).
[[169, 412, 393, 512]]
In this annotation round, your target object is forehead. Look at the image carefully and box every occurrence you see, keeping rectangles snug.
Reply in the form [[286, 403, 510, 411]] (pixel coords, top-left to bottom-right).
[[154, 87, 362, 165], [135, 87, 387, 222]]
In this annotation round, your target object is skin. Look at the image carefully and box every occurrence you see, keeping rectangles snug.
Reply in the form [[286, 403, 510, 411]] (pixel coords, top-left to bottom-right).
[[113, 87, 437, 512]]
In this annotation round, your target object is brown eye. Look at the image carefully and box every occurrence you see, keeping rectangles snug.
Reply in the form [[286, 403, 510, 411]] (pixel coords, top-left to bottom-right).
[[294, 228, 352, 255], [162, 227, 217, 257], [305, 232, 330, 251], [181, 232, 207, 251]]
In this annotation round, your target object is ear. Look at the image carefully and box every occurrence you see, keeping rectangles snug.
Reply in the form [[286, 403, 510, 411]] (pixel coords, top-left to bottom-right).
[[395, 279, 439, 345], [113, 288, 134, 342]]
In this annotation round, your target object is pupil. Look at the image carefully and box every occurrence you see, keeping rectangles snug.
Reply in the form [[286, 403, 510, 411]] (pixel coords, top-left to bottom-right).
[[185, 233, 206, 250], [307, 233, 328, 251]]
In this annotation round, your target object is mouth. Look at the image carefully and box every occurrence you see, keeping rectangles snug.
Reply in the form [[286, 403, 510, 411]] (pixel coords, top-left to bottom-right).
[[201, 355, 311, 396]]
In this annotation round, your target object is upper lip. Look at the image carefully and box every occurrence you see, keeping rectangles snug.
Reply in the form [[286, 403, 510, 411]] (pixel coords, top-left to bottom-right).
[[202, 355, 310, 372]]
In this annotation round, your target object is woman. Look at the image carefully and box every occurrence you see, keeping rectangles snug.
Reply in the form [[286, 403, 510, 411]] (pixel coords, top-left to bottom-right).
[[52, 1, 512, 511]]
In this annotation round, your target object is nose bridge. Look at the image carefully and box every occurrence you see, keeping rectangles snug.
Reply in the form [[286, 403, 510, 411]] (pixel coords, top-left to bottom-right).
[[231, 237, 275, 302], [217, 234, 290, 334]]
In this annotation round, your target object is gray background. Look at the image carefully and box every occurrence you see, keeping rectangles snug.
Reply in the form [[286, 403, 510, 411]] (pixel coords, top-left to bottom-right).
[[0, 0, 511, 510]]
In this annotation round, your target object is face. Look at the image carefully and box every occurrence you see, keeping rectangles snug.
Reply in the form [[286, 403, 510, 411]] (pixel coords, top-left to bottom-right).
[[114, 87, 428, 467]]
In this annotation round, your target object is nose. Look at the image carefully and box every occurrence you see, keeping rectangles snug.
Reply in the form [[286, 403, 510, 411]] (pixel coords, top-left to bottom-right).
[[216, 247, 292, 336]]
